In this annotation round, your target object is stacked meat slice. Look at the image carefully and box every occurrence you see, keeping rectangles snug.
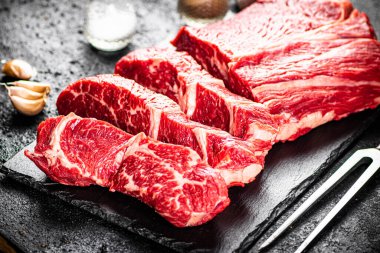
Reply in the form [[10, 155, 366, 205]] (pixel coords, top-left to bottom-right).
[[25, 113, 230, 227], [57, 75, 268, 186], [172, 2, 380, 141], [115, 47, 279, 149], [26, 0, 380, 227]]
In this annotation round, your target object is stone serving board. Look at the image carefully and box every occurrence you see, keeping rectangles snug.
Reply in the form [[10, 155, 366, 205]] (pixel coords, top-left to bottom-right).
[[1, 109, 378, 252]]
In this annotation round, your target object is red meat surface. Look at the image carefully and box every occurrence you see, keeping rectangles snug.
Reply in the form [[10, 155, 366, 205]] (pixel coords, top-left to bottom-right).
[[172, 1, 379, 141], [115, 47, 279, 150], [230, 38, 380, 141], [172, 0, 355, 83], [25, 113, 230, 227], [57, 75, 267, 186]]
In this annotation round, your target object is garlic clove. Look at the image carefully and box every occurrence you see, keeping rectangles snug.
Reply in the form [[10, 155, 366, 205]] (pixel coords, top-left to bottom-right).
[[6, 86, 45, 100], [1, 59, 37, 80], [11, 80, 51, 94], [9, 96, 46, 116]]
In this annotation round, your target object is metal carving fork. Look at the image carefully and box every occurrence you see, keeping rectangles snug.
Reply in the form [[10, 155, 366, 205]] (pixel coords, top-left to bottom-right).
[[260, 144, 380, 253]]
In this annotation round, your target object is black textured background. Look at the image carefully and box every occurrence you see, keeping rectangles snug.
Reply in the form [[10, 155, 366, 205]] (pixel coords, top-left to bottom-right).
[[0, 0, 379, 252]]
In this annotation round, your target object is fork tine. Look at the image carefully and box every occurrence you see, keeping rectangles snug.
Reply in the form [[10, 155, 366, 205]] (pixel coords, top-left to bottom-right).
[[260, 148, 375, 250], [295, 148, 380, 253]]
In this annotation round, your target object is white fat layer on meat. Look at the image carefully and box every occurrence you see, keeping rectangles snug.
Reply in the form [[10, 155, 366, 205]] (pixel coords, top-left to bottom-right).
[[180, 78, 197, 117], [254, 76, 380, 94], [246, 124, 274, 142], [192, 127, 209, 162], [122, 132, 146, 157], [277, 111, 336, 141], [227, 103, 236, 134], [255, 151, 265, 157], [148, 107, 162, 139], [45, 114, 84, 173], [177, 79, 187, 112], [171, 82, 179, 95], [210, 50, 228, 80], [195, 48, 209, 73], [186, 212, 208, 226], [218, 164, 262, 186]]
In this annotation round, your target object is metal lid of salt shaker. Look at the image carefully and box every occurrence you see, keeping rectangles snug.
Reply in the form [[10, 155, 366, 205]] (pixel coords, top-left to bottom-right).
[[178, 0, 229, 28], [85, 0, 137, 52]]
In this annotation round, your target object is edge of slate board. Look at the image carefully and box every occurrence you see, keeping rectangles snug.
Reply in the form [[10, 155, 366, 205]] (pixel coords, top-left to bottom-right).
[[1, 109, 379, 253]]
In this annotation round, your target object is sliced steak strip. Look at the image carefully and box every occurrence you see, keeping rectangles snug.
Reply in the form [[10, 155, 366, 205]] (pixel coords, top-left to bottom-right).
[[57, 75, 266, 186], [25, 113, 230, 227], [115, 47, 279, 150]]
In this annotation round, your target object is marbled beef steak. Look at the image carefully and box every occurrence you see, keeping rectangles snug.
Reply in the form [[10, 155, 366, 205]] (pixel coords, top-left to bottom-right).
[[172, 0, 355, 83], [172, 0, 380, 141], [115, 47, 278, 150], [57, 75, 268, 186], [25, 113, 230, 227]]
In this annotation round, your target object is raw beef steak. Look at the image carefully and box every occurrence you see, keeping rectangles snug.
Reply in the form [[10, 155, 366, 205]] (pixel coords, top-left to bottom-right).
[[230, 38, 380, 141], [115, 47, 279, 150], [228, 10, 377, 99], [25, 113, 230, 227], [57, 75, 266, 186], [172, 0, 354, 83], [172, 1, 380, 141]]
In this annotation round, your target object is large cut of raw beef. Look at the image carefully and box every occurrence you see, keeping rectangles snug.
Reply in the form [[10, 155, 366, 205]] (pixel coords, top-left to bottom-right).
[[172, 0, 356, 83], [115, 47, 279, 150], [172, 1, 380, 141], [25, 113, 230, 227], [231, 38, 380, 141], [56, 75, 267, 186], [227, 10, 377, 99]]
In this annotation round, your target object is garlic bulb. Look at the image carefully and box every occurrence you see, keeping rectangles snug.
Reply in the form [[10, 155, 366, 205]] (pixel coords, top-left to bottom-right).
[[1, 59, 37, 80], [2, 80, 51, 116]]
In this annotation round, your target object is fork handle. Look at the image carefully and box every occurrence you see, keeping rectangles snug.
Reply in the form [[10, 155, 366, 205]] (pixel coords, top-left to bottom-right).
[[295, 148, 380, 253]]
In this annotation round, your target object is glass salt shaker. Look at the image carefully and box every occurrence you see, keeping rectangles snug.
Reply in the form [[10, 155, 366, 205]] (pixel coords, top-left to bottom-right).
[[85, 0, 137, 51], [178, 0, 229, 28]]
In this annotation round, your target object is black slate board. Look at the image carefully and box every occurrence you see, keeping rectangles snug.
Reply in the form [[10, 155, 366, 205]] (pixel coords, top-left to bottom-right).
[[1, 109, 378, 252]]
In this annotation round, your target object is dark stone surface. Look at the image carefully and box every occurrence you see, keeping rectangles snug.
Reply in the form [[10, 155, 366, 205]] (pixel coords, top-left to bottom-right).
[[0, 0, 379, 252]]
